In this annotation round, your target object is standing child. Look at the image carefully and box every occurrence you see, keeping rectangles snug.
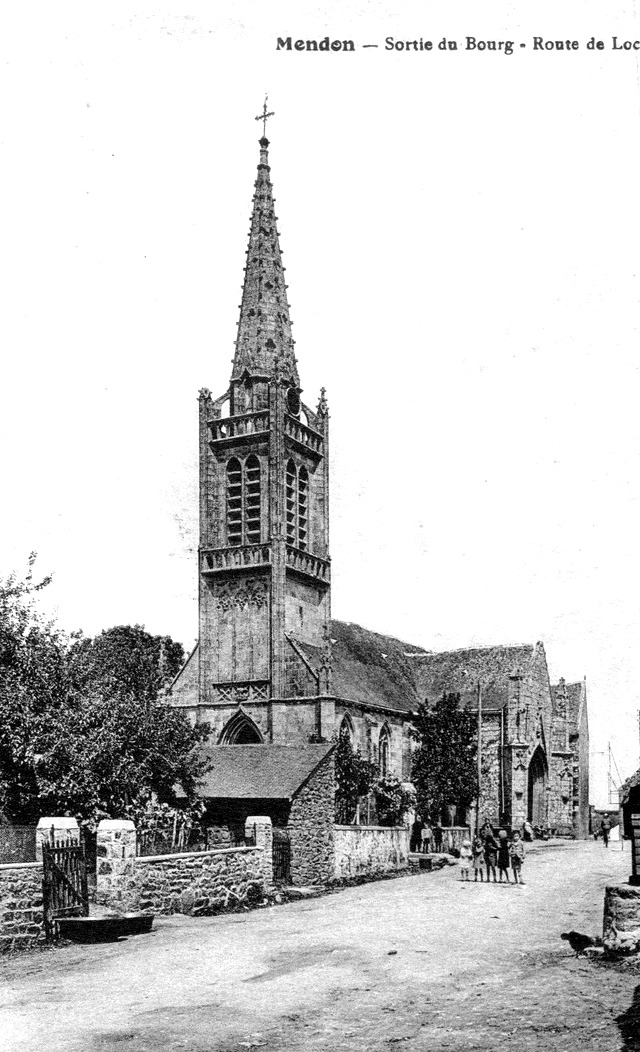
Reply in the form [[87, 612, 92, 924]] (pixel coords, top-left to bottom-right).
[[497, 830, 511, 883], [472, 835, 485, 882], [509, 830, 526, 884], [459, 838, 473, 881], [421, 822, 432, 854], [484, 827, 499, 883]]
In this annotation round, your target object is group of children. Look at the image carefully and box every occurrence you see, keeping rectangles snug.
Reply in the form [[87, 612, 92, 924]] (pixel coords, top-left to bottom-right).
[[459, 822, 526, 885]]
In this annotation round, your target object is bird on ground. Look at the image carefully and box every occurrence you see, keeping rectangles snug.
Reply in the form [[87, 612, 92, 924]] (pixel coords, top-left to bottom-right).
[[561, 931, 603, 956]]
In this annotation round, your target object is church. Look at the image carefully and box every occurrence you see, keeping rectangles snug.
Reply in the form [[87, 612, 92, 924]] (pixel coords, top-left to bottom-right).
[[169, 121, 589, 842]]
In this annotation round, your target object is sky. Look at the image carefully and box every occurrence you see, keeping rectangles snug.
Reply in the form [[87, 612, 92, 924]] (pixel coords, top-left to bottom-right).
[[1, 1, 639, 806]]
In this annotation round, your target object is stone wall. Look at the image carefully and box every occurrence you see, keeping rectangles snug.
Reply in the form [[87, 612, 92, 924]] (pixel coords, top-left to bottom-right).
[[289, 752, 335, 885], [478, 713, 502, 824], [333, 825, 409, 880], [95, 819, 269, 916], [603, 884, 640, 955], [0, 863, 44, 953]]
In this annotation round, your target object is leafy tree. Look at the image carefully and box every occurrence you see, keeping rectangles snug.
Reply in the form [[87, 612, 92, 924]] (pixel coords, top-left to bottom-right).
[[0, 559, 209, 824], [334, 729, 377, 824], [374, 775, 415, 827], [411, 692, 478, 825]]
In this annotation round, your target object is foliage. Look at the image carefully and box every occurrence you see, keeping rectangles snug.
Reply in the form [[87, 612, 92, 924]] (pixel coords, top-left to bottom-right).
[[334, 729, 377, 823], [411, 692, 478, 824], [0, 558, 209, 824], [373, 775, 415, 827]]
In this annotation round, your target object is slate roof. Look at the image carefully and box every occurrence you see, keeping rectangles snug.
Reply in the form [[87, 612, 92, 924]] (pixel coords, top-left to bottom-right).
[[197, 744, 334, 800], [410, 645, 535, 711], [298, 620, 428, 714]]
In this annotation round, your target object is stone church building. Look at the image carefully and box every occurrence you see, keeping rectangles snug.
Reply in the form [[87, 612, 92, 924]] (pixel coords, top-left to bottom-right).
[[169, 129, 589, 839]]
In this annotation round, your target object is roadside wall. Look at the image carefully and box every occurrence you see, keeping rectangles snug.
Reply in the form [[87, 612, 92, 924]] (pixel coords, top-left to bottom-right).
[[333, 825, 408, 880], [96, 819, 269, 915], [0, 863, 44, 954]]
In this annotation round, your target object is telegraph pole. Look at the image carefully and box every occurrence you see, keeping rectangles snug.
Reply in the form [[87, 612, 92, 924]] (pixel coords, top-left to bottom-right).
[[477, 679, 482, 834]]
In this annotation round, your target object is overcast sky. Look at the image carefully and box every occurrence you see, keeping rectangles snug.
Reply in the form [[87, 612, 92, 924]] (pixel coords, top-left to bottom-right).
[[1, 1, 639, 807]]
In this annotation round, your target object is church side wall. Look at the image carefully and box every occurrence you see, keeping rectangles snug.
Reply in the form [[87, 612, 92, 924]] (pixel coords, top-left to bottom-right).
[[336, 705, 410, 781], [574, 703, 590, 838], [479, 713, 502, 825]]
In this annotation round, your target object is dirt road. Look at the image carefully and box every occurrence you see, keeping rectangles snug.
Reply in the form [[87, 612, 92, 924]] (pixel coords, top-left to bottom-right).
[[1, 840, 639, 1051]]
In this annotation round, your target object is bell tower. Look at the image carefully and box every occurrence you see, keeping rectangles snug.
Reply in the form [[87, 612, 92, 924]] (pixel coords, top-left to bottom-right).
[[197, 126, 331, 730]]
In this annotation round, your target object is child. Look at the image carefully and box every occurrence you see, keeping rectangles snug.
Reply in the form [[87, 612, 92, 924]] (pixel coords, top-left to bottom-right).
[[509, 829, 526, 885], [472, 835, 485, 882], [497, 829, 511, 883], [459, 838, 473, 881], [484, 827, 499, 883], [421, 822, 432, 854]]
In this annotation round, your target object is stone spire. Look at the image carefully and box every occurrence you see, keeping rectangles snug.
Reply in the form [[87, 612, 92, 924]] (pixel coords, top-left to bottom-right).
[[232, 136, 299, 385]]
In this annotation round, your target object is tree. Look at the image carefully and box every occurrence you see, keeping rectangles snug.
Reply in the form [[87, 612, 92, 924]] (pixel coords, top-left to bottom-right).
[[411, 692, 478, 825], [374, 775, 415, 827], [334, 729, 377, 824], [0, 560, 209, 824]]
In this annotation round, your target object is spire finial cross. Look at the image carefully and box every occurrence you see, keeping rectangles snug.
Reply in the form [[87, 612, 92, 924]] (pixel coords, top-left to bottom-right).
[[255, 94, 275, 136]]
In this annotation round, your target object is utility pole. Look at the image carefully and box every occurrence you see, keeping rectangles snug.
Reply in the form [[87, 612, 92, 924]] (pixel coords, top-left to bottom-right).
[[477, 679, 482, 834]]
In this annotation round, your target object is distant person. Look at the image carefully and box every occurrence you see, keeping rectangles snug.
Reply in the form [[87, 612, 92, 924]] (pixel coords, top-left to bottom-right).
[[459, 839, 473, 882], [421, 822, 432, 854], [410, 816, 424, 853], [497, 830, 511, 883], [479, 819, 494, 840], [510, 830, 526, 885], [433, 822, 443, 853], [601, 818, 612, 848], [472, 835, 485, 882], [484, 827, 499, 883], [522, 820, 534, 843]]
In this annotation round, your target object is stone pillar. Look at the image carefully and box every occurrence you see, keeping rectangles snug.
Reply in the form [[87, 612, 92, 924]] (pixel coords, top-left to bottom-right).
[[245, 815, 273, 889], [35, 817, 79, 861], [603, 884, 640, 955], [96, 820, 137, 909]]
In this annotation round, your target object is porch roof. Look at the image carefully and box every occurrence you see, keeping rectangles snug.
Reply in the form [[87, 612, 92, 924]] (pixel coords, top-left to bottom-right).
[[197, 744, 335, 801]]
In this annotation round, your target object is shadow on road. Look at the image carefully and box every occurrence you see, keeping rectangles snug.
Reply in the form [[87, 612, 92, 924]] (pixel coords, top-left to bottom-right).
[[616, 983, 640, 1050]]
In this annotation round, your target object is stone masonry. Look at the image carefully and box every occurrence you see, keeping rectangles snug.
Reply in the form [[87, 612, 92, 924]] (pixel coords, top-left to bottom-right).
[[333, 826, 408, 881], [0, 863, 44, 953], [95, 820, 268, 916], [289, 753, 335, 885]]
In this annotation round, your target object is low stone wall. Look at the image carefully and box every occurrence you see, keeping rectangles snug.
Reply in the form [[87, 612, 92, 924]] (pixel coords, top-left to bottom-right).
[[0, 863, 44, 953], [130, 847, 264, 915], [333, 825, 409, 880], [440, 826, 471, 855], [96, 818, 270, 916]]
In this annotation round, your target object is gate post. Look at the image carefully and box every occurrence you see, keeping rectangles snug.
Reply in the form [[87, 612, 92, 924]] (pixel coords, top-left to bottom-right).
[[36, 816, 79, 860], [245, 816, 273, 890], [96, 820, 137, 908]]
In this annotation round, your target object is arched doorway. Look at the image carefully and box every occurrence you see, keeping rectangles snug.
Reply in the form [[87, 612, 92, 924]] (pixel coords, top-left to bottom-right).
[[527, 746, 548, 825], [219, 711, 263, 744]]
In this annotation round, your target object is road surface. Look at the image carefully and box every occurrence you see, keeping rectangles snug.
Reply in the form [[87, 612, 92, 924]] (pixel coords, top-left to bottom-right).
[[1, 840, 639, 1051]]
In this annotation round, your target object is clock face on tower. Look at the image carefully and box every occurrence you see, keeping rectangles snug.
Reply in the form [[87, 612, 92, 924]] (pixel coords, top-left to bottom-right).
[[287, 387, 301, 417]]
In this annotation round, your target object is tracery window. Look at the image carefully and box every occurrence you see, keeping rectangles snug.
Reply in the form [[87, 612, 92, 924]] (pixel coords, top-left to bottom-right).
[[379, 725, 391, 777], [226, 455, 261, 546], [285, 459, 309, 551]]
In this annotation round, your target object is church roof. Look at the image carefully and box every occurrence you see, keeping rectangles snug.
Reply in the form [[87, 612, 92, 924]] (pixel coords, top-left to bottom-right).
[[297, 620, 427, 714], [232, 136, 299, 384], [410, 645, 535, 711], [197, 744, 334, 800]]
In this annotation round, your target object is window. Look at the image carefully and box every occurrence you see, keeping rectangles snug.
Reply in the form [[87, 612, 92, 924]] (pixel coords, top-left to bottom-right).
[[379, 726, 391, 777], [226, 456, 261, 546], [285, 460, 309, 550]]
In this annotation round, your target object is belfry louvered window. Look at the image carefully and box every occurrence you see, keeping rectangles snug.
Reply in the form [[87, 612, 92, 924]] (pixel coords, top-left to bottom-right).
[[226, 455, 261, 546], [285, 460, 308, 551]]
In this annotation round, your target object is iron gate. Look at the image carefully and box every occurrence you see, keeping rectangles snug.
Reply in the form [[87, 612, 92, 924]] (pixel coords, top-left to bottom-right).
[[42, 833, 89, 941], [272, 828, 291, 884]]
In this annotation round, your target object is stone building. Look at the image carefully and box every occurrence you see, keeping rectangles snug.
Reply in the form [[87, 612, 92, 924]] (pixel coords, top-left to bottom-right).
[[169, 128, 589, 838]]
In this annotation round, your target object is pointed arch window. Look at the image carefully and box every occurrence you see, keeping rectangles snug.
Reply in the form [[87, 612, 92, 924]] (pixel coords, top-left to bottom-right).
[[285, 459, 309, 551], [226, 455, 261, 546], [379, 725, 391, 777]]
